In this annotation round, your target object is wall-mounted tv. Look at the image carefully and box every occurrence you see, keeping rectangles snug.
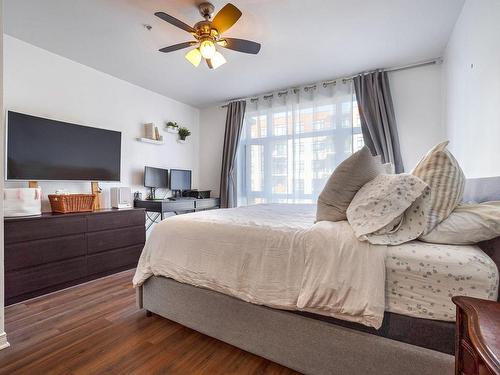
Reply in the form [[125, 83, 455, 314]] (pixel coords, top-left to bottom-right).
[[6, 111, 121, 181]]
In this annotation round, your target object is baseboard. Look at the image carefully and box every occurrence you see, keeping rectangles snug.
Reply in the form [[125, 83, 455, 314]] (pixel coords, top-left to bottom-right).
[[0, 332, 10, 350]]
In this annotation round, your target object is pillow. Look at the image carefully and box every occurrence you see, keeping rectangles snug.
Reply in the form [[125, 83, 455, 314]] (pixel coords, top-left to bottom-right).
[[316, 146, 390, 222], [411, 141, 465, 234], [347, 174, 431, 245], [420, 201, 500, 245]]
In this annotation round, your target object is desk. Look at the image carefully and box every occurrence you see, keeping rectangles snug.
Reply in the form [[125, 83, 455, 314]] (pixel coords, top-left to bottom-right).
[[134, 198, 220, 231]]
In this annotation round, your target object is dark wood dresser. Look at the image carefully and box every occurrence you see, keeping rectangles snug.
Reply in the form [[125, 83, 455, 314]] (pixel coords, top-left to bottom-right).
[[453, 296, 500, 375], [5, 208, 146, 305]]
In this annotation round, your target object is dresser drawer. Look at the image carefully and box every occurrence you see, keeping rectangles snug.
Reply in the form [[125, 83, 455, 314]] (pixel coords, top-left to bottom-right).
[[5, 257, 87, 299], [5, 216, 86, 244], [195, 198, 220, 209], [87, 225, 145, 254], [87, 210, 145, 232], [87, 244, 142, 275], [5, 234, 86, 271]]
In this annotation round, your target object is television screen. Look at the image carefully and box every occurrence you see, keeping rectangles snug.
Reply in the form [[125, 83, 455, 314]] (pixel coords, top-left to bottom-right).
[[170, 169, 192, 191], [144, 166, 168, 188], [7, 111, 121, 181]]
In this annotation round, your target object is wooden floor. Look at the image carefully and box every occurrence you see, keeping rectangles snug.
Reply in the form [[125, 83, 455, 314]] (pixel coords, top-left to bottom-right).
[[0, 269, 300, 375]]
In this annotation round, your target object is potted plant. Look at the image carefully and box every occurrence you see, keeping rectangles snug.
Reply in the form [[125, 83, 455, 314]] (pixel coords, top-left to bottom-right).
[[165, 121, 179, 133], [177, 127, 191, 143]]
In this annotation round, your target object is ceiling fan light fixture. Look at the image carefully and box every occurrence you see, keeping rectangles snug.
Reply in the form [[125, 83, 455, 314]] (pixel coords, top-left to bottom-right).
[[210, 51, 227, 69], [185, 48, 202, 67], [199, 39, 216, 59]]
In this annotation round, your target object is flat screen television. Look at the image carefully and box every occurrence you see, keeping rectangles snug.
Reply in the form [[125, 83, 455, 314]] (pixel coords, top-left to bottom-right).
[[6, 111, 121, 181], [170, 169, 192, 192]]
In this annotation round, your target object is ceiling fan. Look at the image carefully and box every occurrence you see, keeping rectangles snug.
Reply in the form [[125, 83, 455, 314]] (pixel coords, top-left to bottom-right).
[[155, 2, 261, 69]]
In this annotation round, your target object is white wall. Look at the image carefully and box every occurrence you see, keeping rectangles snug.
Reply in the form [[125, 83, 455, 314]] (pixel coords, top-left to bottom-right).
[[199, 65, 445, 194], [443, 0, 500, 178], [0, 0, 8, 351], [390, 64, 445, 170], [199, 106, 227, 197], [4, 35, 200, 210]]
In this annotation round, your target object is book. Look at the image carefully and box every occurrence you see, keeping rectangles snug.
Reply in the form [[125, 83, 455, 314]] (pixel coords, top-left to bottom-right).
[[144, 123, 155, 139]]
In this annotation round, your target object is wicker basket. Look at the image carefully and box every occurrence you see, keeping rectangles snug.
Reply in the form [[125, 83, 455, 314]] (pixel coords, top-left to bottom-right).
[[48, 194, 96, 213]]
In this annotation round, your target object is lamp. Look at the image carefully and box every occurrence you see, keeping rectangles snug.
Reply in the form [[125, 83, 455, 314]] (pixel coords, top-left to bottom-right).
[[185, 48, 202, 67], [199, 39, 216, 59], [210, 51, 227, 69]]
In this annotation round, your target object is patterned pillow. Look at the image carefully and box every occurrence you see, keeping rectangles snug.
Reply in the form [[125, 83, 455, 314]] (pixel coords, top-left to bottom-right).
[[347, 174, 431, 245], [411, 141, 465, 234], [316, 146, 390, 222]]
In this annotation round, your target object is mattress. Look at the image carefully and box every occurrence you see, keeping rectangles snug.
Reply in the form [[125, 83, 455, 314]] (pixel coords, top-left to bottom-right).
[[135, 204, 499, 323], [385, 241, 499, 321]]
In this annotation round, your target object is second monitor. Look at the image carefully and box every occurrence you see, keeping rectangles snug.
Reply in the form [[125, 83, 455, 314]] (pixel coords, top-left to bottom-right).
[[170, 169, 192, 196]]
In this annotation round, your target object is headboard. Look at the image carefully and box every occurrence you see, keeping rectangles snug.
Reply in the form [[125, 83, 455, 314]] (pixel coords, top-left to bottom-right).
[[463, 176, 500, 202], [466, 177, 500, 301]]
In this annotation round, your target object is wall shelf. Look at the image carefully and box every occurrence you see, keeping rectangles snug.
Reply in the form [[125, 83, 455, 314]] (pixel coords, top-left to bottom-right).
[[136, 137, 164, 145], [164, 127, 179, 134]]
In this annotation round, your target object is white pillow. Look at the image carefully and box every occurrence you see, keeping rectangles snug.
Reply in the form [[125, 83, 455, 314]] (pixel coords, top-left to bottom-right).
[[419, 201, 500, 245], [347, 174, 431, 245]]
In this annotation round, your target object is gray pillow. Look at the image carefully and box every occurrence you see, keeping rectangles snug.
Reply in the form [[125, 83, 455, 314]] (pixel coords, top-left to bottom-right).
[[316, 146, 389, 222]]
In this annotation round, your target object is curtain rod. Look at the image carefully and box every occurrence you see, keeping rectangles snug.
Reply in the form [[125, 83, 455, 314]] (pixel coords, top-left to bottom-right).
[[220, 57, 442, 108]]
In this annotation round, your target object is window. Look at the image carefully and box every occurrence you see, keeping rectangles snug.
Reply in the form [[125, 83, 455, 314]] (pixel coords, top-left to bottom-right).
[[238, 82, 363, 205]]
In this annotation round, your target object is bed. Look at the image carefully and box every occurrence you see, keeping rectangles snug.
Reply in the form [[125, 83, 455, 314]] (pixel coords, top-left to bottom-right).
[[134, 177, 500, 375]]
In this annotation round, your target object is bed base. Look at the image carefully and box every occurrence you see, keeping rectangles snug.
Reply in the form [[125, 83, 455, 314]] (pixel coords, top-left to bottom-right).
[[137, 276, 453, 375]]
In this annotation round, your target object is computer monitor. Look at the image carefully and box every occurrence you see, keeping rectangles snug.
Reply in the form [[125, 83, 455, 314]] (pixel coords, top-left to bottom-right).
[[170, 169, 192, 194], [144, 166, 168, 199]]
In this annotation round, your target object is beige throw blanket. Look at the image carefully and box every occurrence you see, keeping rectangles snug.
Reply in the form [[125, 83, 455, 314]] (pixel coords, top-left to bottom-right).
[[133, 204, 386, 328]]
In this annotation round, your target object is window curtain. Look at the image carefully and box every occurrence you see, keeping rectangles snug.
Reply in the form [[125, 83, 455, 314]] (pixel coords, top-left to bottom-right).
[[353, 71, 404, 173], [220, 100, 247, 208], [237, 80, 363, 205]]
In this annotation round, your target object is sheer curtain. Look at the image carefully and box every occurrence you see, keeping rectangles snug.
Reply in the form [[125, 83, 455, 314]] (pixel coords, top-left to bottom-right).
[[237, 80, 364, 205]]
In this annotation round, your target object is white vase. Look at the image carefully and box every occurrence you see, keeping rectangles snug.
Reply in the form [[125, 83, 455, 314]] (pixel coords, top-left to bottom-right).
[[166, 127, 178, 134], [177, 139, 186, 144]]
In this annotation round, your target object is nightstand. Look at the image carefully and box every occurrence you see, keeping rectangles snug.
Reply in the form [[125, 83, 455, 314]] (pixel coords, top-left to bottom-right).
[[453, 296, 500, 375]]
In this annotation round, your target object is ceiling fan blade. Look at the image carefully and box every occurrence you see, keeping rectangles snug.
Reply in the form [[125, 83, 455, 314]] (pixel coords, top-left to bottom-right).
[[159, 41, 197, 53], [206, 58, 214, 69], [211, 3, 242, 34], [217, 38, 261, 54], [155, 12, 196, 34]]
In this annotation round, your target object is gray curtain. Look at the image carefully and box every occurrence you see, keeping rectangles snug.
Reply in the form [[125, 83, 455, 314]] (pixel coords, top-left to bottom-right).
[[219, 100, 246, 208], [353, 71, 404, 173]]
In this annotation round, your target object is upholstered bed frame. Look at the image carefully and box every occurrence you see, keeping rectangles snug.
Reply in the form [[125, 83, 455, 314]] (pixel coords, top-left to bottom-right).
[[136, 177, 500, 375]]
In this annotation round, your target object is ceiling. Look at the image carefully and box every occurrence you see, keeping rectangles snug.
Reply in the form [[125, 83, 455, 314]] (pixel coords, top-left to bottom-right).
[[4, 0, 464, 108]]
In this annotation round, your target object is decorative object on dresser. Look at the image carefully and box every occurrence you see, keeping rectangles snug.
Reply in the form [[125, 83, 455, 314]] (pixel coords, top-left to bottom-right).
[[111, 187, 133, 209], [453, 296, 500, 375], [48, 193, 96, 213], [4, 208, 146, 305], [4, 187, 42, 217]]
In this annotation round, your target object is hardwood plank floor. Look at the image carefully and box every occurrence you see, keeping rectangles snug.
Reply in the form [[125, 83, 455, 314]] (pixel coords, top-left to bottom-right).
[[0, 270, 300, 375]]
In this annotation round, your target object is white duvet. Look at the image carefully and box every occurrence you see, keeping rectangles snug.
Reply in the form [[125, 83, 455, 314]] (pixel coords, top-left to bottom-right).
[[133, 204, 387, 329]]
